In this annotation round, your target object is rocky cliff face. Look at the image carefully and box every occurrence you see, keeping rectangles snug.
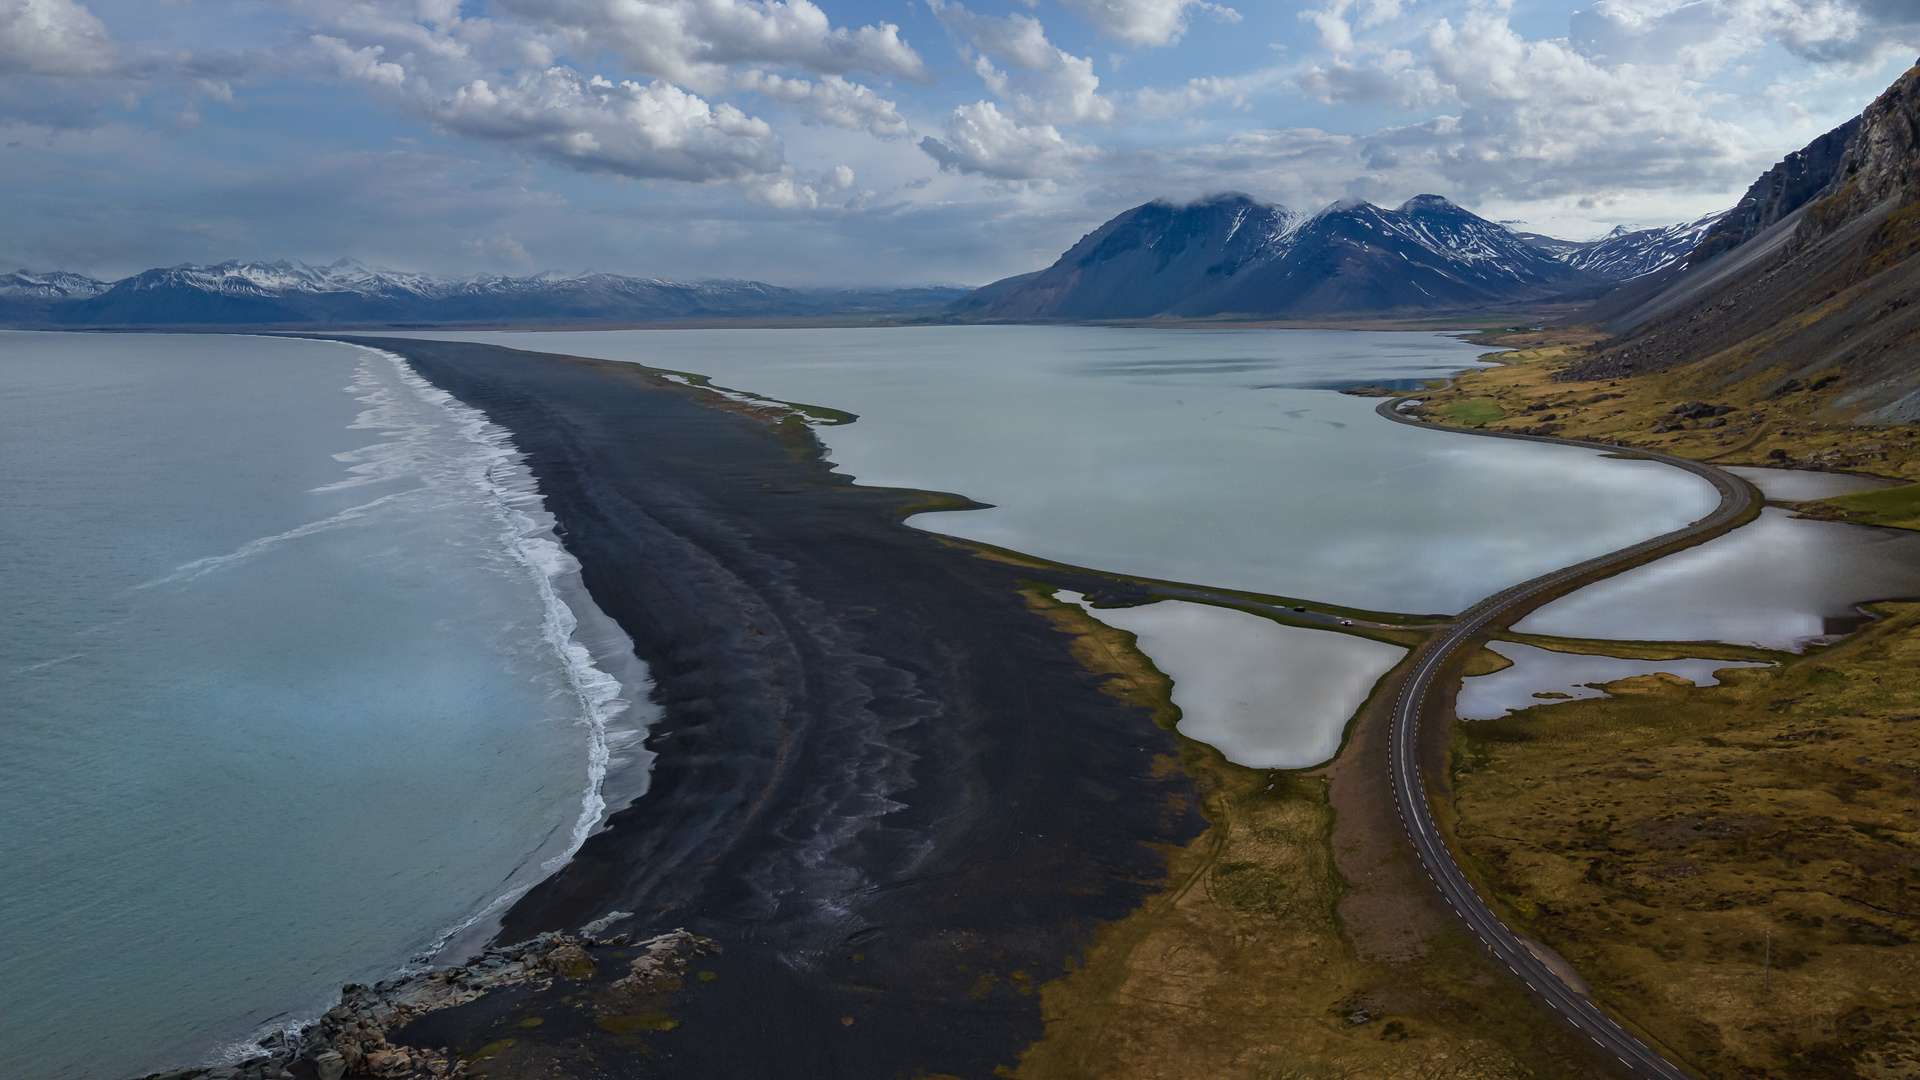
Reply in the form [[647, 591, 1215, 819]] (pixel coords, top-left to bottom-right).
[[1689, 117, 1861, 264], [1563, 62, 1920, 422], [1796, 64, 1920, 249]]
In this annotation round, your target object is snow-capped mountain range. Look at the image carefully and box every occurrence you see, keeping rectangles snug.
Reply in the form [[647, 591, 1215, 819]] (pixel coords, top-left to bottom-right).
[[0, 260, 970, 326], [954, 193, 1683, 321], [3, 204, 1725, 327], [1511, 213, 1725, 282]]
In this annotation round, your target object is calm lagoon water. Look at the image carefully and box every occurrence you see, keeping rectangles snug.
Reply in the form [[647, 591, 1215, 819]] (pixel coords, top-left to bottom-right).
[[0, 333, 653, 1080], [1457, 641, 1768, 720], [1725, 465, 1892, 502], [408, 327, 1722, 616], [1514, 508, 1920, 651], [1059, 591, 1404, 768]]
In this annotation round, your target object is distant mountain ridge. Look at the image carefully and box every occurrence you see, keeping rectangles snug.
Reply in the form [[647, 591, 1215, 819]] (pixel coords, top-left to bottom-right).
[[1513, 214, 1725, 281], [954, 194, 1711, 321], [0, 259, 971, 326]]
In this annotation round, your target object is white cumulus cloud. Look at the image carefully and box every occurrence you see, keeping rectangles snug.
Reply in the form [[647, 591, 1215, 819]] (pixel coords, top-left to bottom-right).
[[1054, 0, 1239, 47], [0, 0, 115, 76], [734, 69, 910, 137], [919, 99, 1103, 180], [930, 1, 1115, 125], [494, 0, 929, 93]]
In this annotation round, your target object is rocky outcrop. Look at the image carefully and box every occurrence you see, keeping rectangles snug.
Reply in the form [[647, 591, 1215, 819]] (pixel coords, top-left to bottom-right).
[[1795, 63, 1920, 248], [1689, 117, 1861, 264], [1559, 62, 1920, 423], [130, 920, 713, 1080]]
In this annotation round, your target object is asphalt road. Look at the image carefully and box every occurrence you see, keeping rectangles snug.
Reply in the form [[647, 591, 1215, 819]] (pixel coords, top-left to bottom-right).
[[1374, 397, 1758, 1080]]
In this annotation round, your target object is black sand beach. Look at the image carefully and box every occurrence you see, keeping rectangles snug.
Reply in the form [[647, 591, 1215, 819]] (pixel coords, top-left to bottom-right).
[[344, 337, 1204, 1078]]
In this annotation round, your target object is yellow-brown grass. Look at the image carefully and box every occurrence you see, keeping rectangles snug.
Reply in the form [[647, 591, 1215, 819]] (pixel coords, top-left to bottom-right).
[[1450, 604, 1920, 1079], [1409, 335, 1920, 494]]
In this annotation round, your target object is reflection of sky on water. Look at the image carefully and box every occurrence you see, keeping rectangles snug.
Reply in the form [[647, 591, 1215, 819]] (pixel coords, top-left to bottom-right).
[[407, 325, 1720, 614], [1059, 592, 1404, 768], [1724, 466, 1892, 502], [1517, 508, 1920, 650], [1457, 641, 1768, 719]]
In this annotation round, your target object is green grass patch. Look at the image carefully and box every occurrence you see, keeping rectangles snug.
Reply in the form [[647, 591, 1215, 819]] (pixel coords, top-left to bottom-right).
[[1439, 399, 1508, 427], [1807, 481, 1920, 527]]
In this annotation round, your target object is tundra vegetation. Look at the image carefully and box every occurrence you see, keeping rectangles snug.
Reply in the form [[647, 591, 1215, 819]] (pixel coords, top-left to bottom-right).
[[1407, 329, 1920, 1079], [1008, 586, 1619, 1080]]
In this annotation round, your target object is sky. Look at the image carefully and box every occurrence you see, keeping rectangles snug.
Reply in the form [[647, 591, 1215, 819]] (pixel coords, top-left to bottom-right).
[[1, 0, 1916, 286]]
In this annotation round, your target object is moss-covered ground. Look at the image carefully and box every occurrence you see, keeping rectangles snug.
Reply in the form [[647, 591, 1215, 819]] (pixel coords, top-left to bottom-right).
[[1449, 603, 1920, 1079], [1802, 482, 1920, 529], [1438, 399, 1508, 427]]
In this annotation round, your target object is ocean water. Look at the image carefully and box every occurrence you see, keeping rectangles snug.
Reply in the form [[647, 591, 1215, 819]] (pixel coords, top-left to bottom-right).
[[0, 332, 654, 1080], [404, 326, 1722, 615]]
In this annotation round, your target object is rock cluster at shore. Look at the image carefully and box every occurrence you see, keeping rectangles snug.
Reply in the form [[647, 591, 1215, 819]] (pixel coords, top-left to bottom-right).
[[132, 919, 710, 1080]]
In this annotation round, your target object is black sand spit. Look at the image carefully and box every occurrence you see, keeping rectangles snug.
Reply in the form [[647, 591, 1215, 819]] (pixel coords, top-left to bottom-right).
[[337, 338, 1203, 1079]]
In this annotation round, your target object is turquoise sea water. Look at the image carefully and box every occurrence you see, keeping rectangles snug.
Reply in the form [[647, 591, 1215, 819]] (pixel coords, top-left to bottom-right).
[[0, 333, 652, 1080]]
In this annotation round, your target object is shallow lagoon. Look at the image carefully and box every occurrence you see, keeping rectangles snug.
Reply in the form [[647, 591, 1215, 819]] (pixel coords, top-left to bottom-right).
[[1515, 507, 1920, 651], [413, 327, 1721, 616], [1457, 641, 1768, 720], [1725, 466, 1891, 502], [1058, 592, 1405, 768]]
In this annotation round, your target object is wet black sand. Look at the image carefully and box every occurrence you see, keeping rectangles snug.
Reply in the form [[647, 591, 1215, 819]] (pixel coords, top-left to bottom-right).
[[344, 338, 1203, 1079]]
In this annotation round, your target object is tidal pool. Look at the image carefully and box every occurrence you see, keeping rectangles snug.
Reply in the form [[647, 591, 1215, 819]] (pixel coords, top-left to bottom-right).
[[1724, 466, 1892, 502], [1515, 508, 1920, 650], [406, 327, 1719, 616], [1457, 641, 1769, 720], [1057, 592, 1405, 768]]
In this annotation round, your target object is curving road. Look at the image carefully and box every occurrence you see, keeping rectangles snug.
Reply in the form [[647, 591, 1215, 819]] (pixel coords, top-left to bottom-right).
[[1373, 397, 1758, 1080]]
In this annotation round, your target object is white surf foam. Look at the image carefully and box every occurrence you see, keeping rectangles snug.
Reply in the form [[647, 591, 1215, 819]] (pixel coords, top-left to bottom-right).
[[369, 349, 653, 866], [203, 347, 662, 1068]]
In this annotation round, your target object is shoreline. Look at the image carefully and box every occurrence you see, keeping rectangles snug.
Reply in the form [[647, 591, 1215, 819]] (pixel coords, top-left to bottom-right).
[[321, 336, 1209, 1077]]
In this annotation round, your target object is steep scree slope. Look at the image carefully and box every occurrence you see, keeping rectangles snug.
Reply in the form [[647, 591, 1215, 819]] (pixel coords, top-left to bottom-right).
[[1561, 61, 1920, 422]]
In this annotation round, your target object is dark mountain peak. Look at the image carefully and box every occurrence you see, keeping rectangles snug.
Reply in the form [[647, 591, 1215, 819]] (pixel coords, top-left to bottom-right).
[[1157, 191, 1265, 210], [1321, 197, 1379, 215], [1397, 194, 1468, 215], [956, 191, 1595, 320]]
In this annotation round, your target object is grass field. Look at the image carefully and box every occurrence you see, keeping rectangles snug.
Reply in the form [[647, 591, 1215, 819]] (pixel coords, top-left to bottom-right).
[[1804, 482, 1920, 529], [1438, 399, 1508, 428], [1450, 604, 1920, 1079]]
